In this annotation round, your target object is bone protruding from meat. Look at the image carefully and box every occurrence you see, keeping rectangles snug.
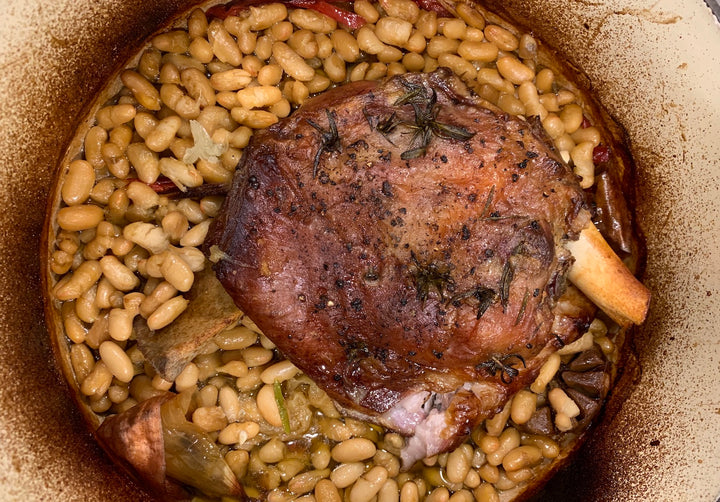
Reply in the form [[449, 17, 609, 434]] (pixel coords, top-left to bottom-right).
[[566, 222, 650, 326]]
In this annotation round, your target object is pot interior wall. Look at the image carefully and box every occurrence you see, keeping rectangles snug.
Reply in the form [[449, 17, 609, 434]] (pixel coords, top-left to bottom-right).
[[0, 1, 197, 499], [0, 0, 718, 500]]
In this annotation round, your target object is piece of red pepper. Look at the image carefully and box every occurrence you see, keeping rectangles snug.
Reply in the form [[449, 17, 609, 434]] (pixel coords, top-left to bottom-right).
[[122, 176, 178, 194], [287, 0, 366, 28], [207, 0, 365, 29], [206, 0, 272, 19], [126, 177, 232, 198], [125, 176, 185, 195], [592, 144, 610, 165], [411, 0, 452, 16], [578, 116, 611, 165], [131, 176, 180, 194]]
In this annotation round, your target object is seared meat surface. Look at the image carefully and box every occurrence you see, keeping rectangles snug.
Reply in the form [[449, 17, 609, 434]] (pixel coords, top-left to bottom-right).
[[208, 69, 594, 464]]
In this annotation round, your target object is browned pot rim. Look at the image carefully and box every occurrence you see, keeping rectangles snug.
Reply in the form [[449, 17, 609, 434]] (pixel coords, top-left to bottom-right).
[[1, 0, 719, 500]]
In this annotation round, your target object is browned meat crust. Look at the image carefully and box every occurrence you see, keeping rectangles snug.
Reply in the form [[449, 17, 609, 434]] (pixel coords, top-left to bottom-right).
[[207, 69, 594, 462]]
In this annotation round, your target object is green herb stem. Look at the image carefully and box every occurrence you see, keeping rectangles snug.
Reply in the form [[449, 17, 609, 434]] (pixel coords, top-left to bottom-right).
[[273, 380, 291, 434]]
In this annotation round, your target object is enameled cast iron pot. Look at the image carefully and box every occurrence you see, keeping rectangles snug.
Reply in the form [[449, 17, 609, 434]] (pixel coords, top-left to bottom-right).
[[0, 0, 718, 500]]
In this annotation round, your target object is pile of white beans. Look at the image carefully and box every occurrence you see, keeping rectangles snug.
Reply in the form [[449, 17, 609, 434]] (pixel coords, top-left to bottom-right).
[[48, 1, 617, 500]]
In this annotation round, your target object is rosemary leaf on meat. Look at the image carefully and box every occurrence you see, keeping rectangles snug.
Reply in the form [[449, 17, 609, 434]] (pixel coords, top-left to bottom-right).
[[500, 260, 514, 312], [479, 184, 496, 220], [410, 251, 455, 303], [515, 289, 531, 325], [364, 107, 400, 146], [376, 112, 400, 143], [372, 79, 475, 160], [477, 354, 527, 384], [500, 242, 527, 312], [394, 79, 428, 106], [401, 90, 475, 160], [307, 109, 341, 178], [449, 285, 497, 320]]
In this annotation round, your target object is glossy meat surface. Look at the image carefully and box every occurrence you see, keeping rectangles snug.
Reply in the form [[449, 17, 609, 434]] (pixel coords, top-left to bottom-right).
[[208, 69, 594, 463]]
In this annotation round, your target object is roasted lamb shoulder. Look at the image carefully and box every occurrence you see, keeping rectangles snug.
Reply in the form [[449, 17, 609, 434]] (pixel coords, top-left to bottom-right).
[[206, 69, 648, 465]]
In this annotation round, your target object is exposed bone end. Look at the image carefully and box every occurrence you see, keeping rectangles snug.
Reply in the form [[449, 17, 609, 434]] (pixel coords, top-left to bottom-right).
[[566, 222, 650, 327]]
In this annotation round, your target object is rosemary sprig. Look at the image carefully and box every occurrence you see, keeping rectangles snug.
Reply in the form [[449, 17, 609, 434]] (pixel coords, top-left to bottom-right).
[[376, 112, 400, 138], [449, 286, 497, 320], [307, 109, 341, 178], [394, 79, 428, 106], [364, 107, 400, 146], [410, 251, 455, 303], [477, 354, 527, 384], [369, 79, 475, 160], [400, 89, 475, 160]]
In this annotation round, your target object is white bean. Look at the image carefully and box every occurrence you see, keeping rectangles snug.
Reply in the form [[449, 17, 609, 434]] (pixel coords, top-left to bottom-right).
[[99, 255, 140, 291], [160, 252, 194, 292], [108, 307, 135, 341], [56, 205, 104, 231], [256, 383, 283, 428], [62, 160, 95, 206], [177, 219, 211, 247], [146, 295, 188, 330], [158, 157, 204, 190], [530, 353, 561, 394], [54, 260, 102, 300], [332, 438, 377, 463], [145, 115, 182, 152], [126, 180, 160, 210], [272, 42, 315, 81], [210, 68, 253, 91], [548, 387, 580, 418], [98, 341, 134, 383], [261, 360, 300, 384], [349, 466, 388, 502], [126, 143, 160, 183]]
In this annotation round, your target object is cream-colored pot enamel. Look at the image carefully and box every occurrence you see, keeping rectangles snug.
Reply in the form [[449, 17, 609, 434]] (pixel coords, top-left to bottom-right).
[[0, 0, 718, 500]]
